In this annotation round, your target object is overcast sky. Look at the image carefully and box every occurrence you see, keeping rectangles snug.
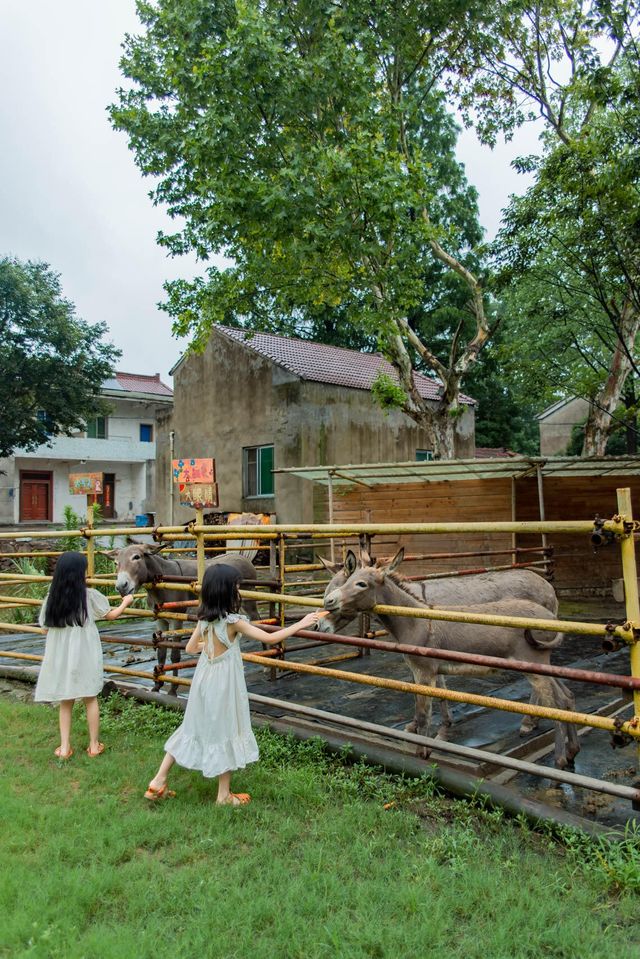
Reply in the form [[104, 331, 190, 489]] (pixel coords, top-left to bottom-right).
[[1, 0, 542, 381]]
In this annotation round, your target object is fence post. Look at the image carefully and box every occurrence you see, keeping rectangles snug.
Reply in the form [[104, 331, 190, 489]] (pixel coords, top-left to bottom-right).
[[195, 508, 205, 586], [86, 505, 95, 578], [616, 488, 640, 798]]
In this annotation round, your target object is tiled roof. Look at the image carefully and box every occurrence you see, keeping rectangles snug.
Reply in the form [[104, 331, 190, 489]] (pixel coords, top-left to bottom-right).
[[106, 372, 173, 397], [218, 326, 474, 405]]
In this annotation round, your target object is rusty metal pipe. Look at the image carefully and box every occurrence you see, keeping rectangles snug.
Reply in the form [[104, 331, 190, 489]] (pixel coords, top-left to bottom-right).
[[255, 624, 640, 691]]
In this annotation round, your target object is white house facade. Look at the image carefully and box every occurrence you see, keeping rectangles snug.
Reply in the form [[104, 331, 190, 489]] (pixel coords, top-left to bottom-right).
[[0, 373, 173, 525]]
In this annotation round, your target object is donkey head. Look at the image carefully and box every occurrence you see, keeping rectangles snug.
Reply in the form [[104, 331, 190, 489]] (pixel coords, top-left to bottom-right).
[[322, 548, 405, 623], [107, 540, 167, 596]]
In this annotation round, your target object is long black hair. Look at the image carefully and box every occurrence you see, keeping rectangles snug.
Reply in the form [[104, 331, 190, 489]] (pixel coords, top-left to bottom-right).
[[196, 563, 242, 622], [44, 551, 88, 627]]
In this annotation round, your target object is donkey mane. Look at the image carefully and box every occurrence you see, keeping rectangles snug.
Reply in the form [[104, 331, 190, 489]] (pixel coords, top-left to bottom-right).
[[383, 567, 429, 603]]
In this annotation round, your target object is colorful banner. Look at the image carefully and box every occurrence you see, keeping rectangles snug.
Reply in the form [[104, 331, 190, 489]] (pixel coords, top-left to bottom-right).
[[69, 472, 104, 495], [172, 458, 215, 484]]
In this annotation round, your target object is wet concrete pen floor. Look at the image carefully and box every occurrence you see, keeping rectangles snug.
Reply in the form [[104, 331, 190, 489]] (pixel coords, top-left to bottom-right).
[[2, 596, 639, 829]]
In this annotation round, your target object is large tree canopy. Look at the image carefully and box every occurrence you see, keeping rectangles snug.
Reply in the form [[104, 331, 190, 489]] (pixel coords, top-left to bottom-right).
[[111, 0, 492, 458], [456, 0, 640, 454], [0, 257, 120, 459]]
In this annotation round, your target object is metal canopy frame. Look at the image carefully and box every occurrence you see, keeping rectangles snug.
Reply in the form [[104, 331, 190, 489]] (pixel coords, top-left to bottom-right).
[[274, 455, 640, 487]]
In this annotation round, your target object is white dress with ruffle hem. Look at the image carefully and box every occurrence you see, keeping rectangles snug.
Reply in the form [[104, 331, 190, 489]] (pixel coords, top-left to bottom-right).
[[163, 615, 259, 778], [34, 588, 111, 702]]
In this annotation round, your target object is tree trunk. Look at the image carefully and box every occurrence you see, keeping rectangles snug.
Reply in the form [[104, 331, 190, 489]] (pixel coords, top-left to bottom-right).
[[582, 302, 640, 456]]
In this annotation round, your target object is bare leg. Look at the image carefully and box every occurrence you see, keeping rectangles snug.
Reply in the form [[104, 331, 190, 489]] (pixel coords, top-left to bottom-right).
[[216, 771, 232, 803], [83, 697, 101, 753], [58, 700, 74, 756], [216, 770, 250, 805], [147, 751, 176, 791]]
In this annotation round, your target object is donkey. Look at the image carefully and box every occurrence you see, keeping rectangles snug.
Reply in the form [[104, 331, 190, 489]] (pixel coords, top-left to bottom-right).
[[108, 543, 259, 693], [318, 552, 559, 735], [323, 549, 579, 770]]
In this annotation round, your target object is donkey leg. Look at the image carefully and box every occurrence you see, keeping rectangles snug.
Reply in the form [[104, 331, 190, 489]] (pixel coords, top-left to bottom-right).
[[153, 641, 167, 693], [437, 675, 453, 729], [167, 641, 181, 697], [530, 676, 571, 770], [551, 678, 580, 765], [520, 689, 540, 736]]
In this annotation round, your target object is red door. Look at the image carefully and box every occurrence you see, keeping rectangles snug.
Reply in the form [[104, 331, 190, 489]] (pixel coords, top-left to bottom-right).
[[20, 472, 53, 522], [96, 473, 115, 519]]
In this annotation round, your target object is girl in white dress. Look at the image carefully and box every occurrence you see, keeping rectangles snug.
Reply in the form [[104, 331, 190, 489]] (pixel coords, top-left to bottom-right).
[[145, 563, 327, 806], [35, 551, 134, 759]]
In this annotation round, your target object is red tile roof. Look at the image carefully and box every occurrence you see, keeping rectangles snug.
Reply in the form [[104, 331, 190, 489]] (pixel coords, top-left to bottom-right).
[[219, 327, 474, 404], [114, 372, 173, 397]]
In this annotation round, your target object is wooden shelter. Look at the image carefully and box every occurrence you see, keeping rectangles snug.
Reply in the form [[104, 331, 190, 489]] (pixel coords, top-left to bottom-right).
[[275, 456, 640, 596]]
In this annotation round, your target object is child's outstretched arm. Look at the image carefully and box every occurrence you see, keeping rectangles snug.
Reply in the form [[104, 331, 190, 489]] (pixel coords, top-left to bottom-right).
[[185, 622, 203, 654], [231, 610, 328, 645], [104, 594, 135, 621]]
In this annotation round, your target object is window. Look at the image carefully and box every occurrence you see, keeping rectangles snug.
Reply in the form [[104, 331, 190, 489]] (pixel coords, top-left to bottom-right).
[[140, 423, 154, 442], [243, 445, 274, 497], [36, 410, 55, 435], [87, 416, 107, 439], [416, 449, 433, 462]]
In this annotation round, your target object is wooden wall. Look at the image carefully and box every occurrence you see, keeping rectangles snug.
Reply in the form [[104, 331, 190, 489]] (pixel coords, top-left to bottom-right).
[[319, 473, 640, 595]]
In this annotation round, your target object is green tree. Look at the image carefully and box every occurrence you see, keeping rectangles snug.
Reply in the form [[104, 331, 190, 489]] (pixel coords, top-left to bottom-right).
[[111, 0, 492, 458], [454, 1, 640, 454], [0, 257, 120, 458]]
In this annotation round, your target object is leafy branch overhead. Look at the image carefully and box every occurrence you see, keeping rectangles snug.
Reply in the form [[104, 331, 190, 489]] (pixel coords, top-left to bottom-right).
[[111, 0, 491, 458], [0, 257, 120, 459]]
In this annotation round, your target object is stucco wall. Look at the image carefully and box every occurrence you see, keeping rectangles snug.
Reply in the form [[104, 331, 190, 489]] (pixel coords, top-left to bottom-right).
[[155, 329, 476, 525], [539, 397, 590, 456]]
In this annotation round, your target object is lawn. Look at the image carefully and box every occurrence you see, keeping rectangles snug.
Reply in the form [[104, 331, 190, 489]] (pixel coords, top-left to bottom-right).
[[1, 690, 640, 959]]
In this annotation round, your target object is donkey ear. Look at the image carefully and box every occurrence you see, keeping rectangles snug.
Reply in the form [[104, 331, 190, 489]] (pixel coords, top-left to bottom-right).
[[101, 549, 119, 560], [344, 550, 358, 575], [318, 555, 343, 574], [146, 543, 168, 555], [360, 549, 375, 567], [126, 536, 143, 545], [382, 547, 404, 574]]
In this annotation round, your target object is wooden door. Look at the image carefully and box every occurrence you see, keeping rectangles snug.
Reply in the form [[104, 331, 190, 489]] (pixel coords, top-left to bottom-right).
[[96, 473, 115, 519], [20, 471, 52, 522]]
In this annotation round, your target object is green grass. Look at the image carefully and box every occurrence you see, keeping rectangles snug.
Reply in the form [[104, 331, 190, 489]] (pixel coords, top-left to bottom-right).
[[1, 693, 640, 959]]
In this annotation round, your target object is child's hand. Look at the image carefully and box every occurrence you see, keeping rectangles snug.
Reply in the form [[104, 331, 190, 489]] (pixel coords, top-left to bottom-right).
[[121, 593, 135, 607], [298, 610, 329, 630]]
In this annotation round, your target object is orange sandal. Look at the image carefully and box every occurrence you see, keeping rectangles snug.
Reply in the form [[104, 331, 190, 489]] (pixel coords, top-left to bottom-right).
[[86, 743, 105, 757], [218, 792, 251, 806], [144, 784, 176, 801], [54, 747, 73, 760]]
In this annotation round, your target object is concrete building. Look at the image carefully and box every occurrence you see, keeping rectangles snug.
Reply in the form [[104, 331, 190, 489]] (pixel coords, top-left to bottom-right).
[[0, 372, 173, 525], [157, 326, 475, 525], [537, 397, 589, 456]]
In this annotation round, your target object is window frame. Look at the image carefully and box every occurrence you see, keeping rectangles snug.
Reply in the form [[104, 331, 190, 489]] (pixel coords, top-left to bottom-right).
[[242, 444, 275, 498], [416, 449, 433, 462], [139, 423, 154, 443], [86, 416, 107, 439]]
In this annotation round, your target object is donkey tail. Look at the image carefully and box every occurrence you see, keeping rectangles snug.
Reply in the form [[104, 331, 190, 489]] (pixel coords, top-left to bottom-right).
[[524, 627, 564, 650]]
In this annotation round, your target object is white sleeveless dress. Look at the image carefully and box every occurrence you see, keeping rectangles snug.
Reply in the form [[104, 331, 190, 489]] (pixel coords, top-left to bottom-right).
[[164, 614, 259, 778], [34, 588, 111, 702]]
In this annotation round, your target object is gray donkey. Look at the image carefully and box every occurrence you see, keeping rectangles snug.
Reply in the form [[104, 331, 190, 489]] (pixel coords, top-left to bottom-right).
[[323, 548, 579, 770], [318, 552, 559, 735], [109, 542, 259, 693]]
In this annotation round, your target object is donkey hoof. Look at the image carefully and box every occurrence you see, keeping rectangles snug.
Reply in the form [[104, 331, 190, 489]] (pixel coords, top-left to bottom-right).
[[416, 745, 431, 760], [519, 718, 538, 737], [405, 720, 418, 734], [167, 685, 179, 697], [152, 683, 163, 693]]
